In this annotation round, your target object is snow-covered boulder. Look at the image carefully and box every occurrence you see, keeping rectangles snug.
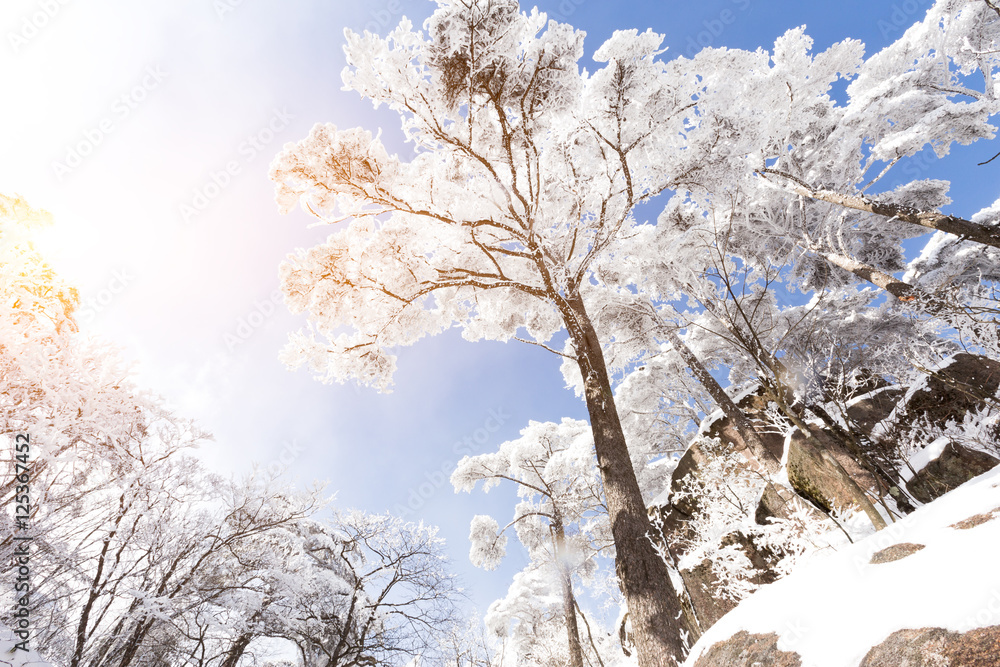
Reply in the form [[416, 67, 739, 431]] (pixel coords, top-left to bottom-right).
[[906, 441, 998, 503], [683, 465, 1000, 666], [858, 625, 1000, 666], [691, 631, 801, 666]]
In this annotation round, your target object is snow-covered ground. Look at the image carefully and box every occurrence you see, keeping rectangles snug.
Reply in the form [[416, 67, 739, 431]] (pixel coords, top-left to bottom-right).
[[0, 623, 53, 667], [683, 465, 1000, 666]]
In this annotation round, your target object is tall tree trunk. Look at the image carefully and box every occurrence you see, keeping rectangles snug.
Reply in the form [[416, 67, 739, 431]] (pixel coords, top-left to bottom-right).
[[662, 328, 781, 474], [564, 294, 686, 667], [761, 168, 1000, 249], [114, 619, 152, 667], [221, 633, 254, 667], [553, 519, 585, 667]]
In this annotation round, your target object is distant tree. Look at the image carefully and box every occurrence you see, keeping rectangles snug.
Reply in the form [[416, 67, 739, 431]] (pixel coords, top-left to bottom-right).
[[0, 198, 463, 667], [287, 511, 462, 667], [452, 418, 611, 667], [0, 194, 154, 505]]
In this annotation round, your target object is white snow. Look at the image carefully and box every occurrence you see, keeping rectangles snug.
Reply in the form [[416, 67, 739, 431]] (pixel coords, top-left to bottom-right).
[[0, 623, 53, 666], [651, 485, 673, 508], [843, 383, 903, 410], [900, 436, 950, 482], [683, 465, 1000, 667], [902, 230, 954, 284]]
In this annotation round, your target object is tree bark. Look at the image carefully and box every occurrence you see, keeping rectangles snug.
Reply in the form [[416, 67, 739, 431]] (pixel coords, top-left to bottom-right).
[[761, 169, 1000, 249], [662, 328, 781, 474], [818, 251, 948, 311], [819, 248, 993, 350], [565, 294, 686, 667], [221, 633, 254, 667], [70, 492, 131, 667], [817, 248, 995, 337], [553, 519, 586, 667]]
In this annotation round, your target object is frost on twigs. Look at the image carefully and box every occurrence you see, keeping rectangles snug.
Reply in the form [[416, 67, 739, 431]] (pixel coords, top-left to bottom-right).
[[469, 514, 506, 570], [670, 438, 841, 602], [269, 123, 398, 218], [269, 0, 711, 395]]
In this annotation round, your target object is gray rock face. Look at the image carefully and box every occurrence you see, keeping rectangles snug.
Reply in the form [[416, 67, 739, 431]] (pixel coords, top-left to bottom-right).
[[678, 532, 783, 634], [786, 424, 878, 514], [898, 354, 1000, 433], [679, 560, 738, 633], [845, 387, 906, 436], [906, 442, 999, 504], [704, 389, 787, 463], [860, 625, 1000, 666], [669, 441, 709, 517], [755, 482, 825, 525], [692, 630, 802, 667]]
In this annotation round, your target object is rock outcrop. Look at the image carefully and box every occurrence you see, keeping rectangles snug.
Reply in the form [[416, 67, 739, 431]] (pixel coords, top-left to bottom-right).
[[652, 354, 1000, 652], [785, 424, 879, 515], [859, 625, 1000, 667], [897, 354, 1000, 433], [704, 390, 786, 464], [869, 542, 925, 564], [906, 442, 999, 503], [844, 387, 905, 435], [692, 631, 802, 667], [754, 482, 824, 525]]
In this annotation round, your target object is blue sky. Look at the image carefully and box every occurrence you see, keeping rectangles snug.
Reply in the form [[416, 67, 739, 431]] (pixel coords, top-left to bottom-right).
[[4, 0, 996, 614]]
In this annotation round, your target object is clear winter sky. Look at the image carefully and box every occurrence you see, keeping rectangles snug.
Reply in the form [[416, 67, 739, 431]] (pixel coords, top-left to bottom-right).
[[2, 0, 996, 614]]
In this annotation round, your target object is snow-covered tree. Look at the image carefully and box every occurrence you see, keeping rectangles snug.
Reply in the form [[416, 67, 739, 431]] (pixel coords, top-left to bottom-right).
[[287, 511, 462, 667], [0, 195, 467, 667], [453, 419, 612, 667], [268, 2, 721, 661], [265, 1, 1000, 661], [669, 3, 1000, 314], [0, 194, 165, 506]]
